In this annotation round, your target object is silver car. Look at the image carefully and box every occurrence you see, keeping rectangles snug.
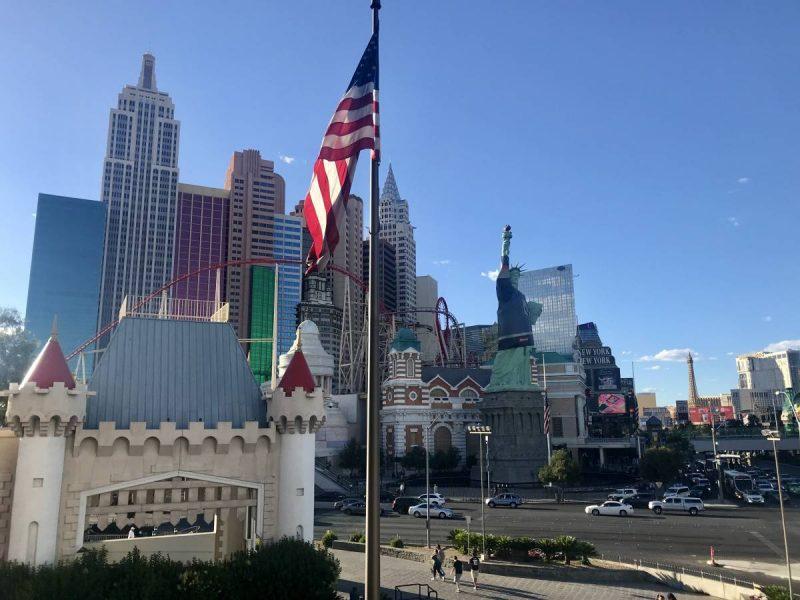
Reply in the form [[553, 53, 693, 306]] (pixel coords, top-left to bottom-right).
[[486, 493, 523, 508]]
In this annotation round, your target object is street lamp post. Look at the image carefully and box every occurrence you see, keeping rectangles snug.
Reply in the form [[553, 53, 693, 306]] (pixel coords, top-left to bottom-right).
[[709, 408, 724, 502], [468, 425, 492, 558], [763, 428, 793, 597], [424, 416, 440, 549]]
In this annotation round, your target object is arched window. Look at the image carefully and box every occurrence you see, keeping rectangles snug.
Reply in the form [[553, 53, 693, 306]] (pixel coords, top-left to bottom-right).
[[433, 426, 452, 453], [430, 387, 448, 399], [406, 358, 416, 377], [296, 525, 304, 540], [459, 388, 478, 398]]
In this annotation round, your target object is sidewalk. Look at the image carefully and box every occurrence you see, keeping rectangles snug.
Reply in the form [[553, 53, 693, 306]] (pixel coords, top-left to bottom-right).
[[333, 548, 718, 599]]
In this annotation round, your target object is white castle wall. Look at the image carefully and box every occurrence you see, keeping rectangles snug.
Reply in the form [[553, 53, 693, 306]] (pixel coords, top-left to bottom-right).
[[277, 432, 315, 541]]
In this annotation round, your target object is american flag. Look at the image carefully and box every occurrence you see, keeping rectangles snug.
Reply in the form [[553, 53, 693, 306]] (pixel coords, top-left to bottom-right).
[[543, 392, 551, 436], [303, 33, 380, 272]]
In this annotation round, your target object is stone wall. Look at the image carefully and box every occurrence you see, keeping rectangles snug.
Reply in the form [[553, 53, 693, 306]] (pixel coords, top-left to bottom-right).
[[0, 430, 19, 560], [59, 421, 279, 560]]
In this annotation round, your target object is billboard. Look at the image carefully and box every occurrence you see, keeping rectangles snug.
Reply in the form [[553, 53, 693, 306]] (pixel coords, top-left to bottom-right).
[[579, 346, 615, 366], [593, 367, 621, 391], [688, 406, 735, 424], [597, 393, 627, 415]]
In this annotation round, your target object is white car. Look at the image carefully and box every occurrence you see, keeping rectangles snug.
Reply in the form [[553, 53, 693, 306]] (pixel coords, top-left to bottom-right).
[[663, 485, 690, 499], [418, 493, 446, 507], [585, 501, 634, 517], [408, 503, 453, 519]]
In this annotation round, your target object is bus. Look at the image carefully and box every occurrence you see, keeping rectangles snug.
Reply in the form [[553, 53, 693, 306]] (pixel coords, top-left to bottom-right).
[[722, 469, 754, 499]]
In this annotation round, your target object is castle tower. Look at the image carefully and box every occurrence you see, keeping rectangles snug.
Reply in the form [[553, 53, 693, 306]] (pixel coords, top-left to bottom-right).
[[271, 334, 325, 541], [687, 352, 700, 408], [3, 324, 88, 565], [278, 321, 334, 400]]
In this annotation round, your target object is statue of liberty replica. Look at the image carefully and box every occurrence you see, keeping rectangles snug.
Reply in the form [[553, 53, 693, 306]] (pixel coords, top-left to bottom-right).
[[477, 225, 549, 484]]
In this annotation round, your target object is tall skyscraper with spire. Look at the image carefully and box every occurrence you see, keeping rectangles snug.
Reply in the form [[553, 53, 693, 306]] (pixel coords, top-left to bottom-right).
[[378, 165, 416, 323], [96, 53, 180, 342]]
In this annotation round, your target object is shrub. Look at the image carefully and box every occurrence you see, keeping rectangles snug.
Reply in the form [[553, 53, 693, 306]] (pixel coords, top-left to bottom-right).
[[574, 540, 597, 565], [0, 538, 340, 600], [763, 585, 792, 600], [535, 537, 560, 561], [553, 535, 580, 565], [388, 536, 404, 549], [321, 530, 338, 548], [349, 531, 366, 543]]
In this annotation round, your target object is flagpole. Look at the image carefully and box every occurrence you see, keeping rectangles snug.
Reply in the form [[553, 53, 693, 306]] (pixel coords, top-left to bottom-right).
[[365, 1, 382, 598]]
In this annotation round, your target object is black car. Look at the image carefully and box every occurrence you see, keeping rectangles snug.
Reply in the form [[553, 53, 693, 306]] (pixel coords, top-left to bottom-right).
[[391, 496, 420, 514], [626, 493, 655, 508], [315, 490, 346, 502], [689, 486, 711, 499]]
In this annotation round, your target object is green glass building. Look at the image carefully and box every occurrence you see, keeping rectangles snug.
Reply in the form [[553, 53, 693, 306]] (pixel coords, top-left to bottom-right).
[[249, 265, 277, 383]]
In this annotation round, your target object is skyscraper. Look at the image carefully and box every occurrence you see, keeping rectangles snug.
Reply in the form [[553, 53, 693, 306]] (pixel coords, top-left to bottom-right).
[[25, 194, 106, 366], [415, 275, 439, 363], [97, 54, 180, 342], [378, 164, 416, 323], [223, 149, 286, 338], [362, 238, 396, 313], [172, 183, 230, 306], [517, 264, 576, 354], [273, 214, 302, 356]]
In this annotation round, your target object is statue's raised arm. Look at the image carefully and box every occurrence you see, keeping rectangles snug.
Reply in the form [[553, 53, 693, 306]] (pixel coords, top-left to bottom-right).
[[501, 224, 512, 261]]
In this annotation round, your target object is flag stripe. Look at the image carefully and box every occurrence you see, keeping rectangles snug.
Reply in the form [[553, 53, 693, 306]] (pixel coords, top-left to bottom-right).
[[303, 33, 378, 271]]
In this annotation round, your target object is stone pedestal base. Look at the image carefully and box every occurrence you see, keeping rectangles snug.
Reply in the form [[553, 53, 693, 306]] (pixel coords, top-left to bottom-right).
[[476, 389, 548, 485]]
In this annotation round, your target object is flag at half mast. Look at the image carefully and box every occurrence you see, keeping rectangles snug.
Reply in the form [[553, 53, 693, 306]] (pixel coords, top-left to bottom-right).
[[303, 33, 380, 272]]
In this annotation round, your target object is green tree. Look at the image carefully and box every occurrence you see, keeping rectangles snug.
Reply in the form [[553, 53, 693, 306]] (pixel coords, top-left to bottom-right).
[[664, 428, 694, 464], [537, 449, 580, 502], [337, 438, 364, 476], [430, 446, 461, 471], [400, 445, 427, 472], [0, 308, 37, 422], [639, 446, 682, 487]]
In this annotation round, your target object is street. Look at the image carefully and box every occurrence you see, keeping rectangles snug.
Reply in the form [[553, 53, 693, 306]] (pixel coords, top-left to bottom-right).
[[315, 500, 800, 586]]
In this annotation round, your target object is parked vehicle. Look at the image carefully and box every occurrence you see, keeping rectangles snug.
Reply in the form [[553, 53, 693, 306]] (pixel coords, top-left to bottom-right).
[[408, 503, 453, 519], [418, 493, 446, 506], [585, 501, 634, 517], [391, 496, 421, 514], [691, 476, 711, 487], [688, 486, 711, 499], [663, 485, 690, 498], [607, 488, 638, 501], [648, 496, 705, 516], [626, 493, 655, 508], [315, 490, 346, 502], [334, 497, 362, 510], [486, 493, 522, 508], [342, 501, 386, 516]]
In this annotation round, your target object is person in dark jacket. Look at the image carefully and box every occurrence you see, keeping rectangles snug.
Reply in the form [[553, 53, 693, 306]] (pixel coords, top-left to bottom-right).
[[468, 550, 480, 590]]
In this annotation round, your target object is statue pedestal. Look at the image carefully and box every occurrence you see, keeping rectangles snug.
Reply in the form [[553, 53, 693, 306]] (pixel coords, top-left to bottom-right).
[[475, 388, 549, 486]]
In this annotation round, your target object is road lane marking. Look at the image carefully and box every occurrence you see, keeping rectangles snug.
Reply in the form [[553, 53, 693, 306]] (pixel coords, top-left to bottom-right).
[[749, 531, 783, 558]]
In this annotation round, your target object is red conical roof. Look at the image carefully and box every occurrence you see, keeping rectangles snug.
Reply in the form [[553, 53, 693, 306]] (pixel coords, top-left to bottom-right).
[[277, 349, 316, 394], [21, 336, 76, 390]]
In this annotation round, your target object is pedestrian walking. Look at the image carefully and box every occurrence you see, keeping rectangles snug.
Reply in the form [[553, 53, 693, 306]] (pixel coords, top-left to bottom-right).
[[431, 551, 443, 581], [452, 556, 464, 593], [468, 550, 480, 589], [435, 544, 446, 579]]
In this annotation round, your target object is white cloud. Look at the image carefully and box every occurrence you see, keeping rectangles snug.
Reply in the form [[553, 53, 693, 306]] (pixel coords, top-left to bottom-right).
[[708, 356, 718, 361], [646, 365, 662, 371], [279, 154, 295, 164], [639, 348, 695, 362], [481, 269, 499, 281], [621, 350, 632, 356], [727, 216, 740, 228], [641, 387, 658, 393], [31, 213, 36, 218], [433, 259, 451, 266], [762, 315, 773, 322], [738, 177, 750, 184], [764, 340, 800, 352]]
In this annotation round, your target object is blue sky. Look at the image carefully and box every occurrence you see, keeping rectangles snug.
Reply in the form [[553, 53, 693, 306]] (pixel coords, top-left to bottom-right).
[[1, 1, 798, 405]]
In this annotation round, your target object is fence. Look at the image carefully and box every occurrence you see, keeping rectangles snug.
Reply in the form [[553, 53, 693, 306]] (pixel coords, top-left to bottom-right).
[[598, 553, 799, 599]]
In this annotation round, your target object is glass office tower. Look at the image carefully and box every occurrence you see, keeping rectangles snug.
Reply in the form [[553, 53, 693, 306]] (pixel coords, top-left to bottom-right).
[[517, 264, 577, 355], [25, 194, 106, 368], [273, 214, 302, 356]]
